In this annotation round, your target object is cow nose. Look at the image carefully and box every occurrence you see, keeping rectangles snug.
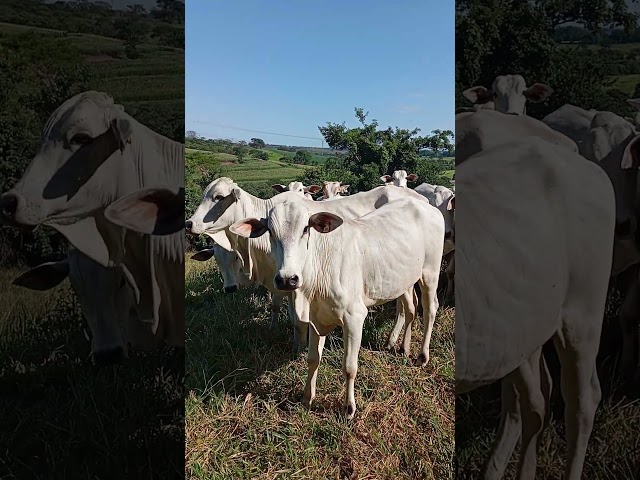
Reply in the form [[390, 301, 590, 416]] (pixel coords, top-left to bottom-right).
[[185, 220, 193, 232], [224, 285, 238, 294], [288, 275, 299, 288], [0, 193, 18, 221], [93, 346, 125, 366]]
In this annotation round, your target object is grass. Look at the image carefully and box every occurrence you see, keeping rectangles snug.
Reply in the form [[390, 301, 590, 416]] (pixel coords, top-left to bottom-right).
[[187, 149, 312, 185], [185, 257, 455, 479], [455, 285, 640, 478], [0, 268, 184, 479], [608, 74, 640, 95]]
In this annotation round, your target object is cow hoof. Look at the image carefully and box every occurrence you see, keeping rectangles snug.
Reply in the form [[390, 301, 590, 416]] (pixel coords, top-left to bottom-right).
[[301, 395, 313, 409], [416, 353, 428, 367], [344, 403, 356, 420]]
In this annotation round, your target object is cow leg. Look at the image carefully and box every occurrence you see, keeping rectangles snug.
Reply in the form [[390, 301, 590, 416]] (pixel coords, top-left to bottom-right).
[[302, 324, 326, 410], [417, 272, 440, 367], [444, 255, 455, 307], [290, 292, 309, 353], [342, 306, 367, 419], [270, 292, 283, 330], [553, 330, 601, 480], [483, 376, 521, 480], [618, 274, 639, 377], [515, 349, 545, 480], [385, 298, 406, 351], [400, 287, 418, 357]]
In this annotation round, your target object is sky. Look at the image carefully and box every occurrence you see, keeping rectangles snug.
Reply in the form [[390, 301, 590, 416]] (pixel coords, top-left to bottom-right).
[[186, 0, 454, 147]]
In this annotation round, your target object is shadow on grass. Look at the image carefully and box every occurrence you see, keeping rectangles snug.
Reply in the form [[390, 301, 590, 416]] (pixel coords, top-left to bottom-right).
[[0, 274, 184, 480]]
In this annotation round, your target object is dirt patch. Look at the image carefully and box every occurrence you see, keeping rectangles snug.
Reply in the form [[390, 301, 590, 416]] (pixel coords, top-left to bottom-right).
[[221, 161, 236, 166]]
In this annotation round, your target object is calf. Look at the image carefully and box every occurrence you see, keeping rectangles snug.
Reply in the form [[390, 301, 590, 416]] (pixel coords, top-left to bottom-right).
[[318, 181, 349, 200], [230, 197, 444, 419]]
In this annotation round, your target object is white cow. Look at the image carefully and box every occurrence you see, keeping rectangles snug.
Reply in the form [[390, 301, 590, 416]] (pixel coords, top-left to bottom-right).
[[230, 197, 444, 419], [380, 170, 419, 187], [190, 241, 249, 294], [0, 92, 185, 349], [462, 74, 553, 115], [186, 178, 434, 355], [456, 136, 615, 479], [12, 247, 162, 364], [414, 182, 455, 236], [317, 181, 349, 200], [456, 109, 578, 165], [272, 181, 322, 200]]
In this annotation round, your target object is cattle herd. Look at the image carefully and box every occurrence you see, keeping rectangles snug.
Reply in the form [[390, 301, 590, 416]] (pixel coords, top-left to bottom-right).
[[185, 172, 455, 419], [3, 80, 640, 477]]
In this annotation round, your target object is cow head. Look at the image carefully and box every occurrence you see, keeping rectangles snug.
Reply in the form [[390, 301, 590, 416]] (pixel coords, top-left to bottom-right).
[[191, 243, 249, 293], [230, 202, 343, 291], [463, 75, 552, 115], [380, 170, 419, 187], [0, 91, 137, 228], [322, 181, 349, 199], [185, 177, 245, 235], [272, 181, 321, 199]]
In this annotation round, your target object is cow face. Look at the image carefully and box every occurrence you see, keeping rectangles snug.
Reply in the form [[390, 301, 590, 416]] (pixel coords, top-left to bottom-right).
[[0, 92, 136, 228], [186, 177, 243, 235], [322, 181, 349, 199], [272, 182, 321, 198], [380, 170, 419, 187], [230, 202, 343, 291], [463, 75, 552, 116]]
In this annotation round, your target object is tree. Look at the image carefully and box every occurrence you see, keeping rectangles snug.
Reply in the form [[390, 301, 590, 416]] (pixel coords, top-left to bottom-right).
[[256, 151, 269, 161], [155, 0, 185, 24], [185, 130, 198, 140], [316, 108, 453, 192], [233, 145, 247, 162], [249, 137, 266, 148], [293, 150, 312, 164]]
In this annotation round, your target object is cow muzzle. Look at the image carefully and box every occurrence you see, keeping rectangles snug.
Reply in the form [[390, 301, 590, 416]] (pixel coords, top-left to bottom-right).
[[274, 273, 300, 291]]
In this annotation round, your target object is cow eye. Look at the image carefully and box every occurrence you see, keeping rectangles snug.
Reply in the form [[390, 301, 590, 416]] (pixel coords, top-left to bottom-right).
[[302, 226, 310, 236], [70, 133, 93, 145], [215, 195, 224, 201]]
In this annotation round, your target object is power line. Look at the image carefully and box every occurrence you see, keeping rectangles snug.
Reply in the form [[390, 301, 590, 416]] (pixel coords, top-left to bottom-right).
[[192, 120, 323, 142]]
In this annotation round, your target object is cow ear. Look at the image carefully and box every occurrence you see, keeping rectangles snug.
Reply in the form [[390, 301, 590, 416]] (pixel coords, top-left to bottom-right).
[[306, 185, 322, 194], [110, 118, 132, 153], [232, 187, 242, 201], [621, 135, 640, 169], [205, 231, 233, 251], [407, 174, 419, 182], [463, 86, 493, 105], [380, 175, 392, 183], [12, 260, 70, 291], [229, 218, 268, 238], [104, 186, 184, 236], [309, 212, 343, 233], [191, 249, 216, 261], [524, 83, 553, 103], [272, 184, 287, 193], [340, 184, 350, 193], [627, 98, 640, 111], [447, 195, 455, 211]]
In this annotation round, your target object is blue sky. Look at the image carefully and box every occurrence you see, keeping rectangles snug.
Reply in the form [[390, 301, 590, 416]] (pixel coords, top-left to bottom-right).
[[186, 0, 454, 147]]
